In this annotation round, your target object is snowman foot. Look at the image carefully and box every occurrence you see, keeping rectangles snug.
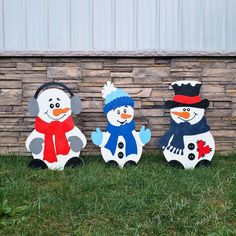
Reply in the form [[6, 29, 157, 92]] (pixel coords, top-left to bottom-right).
[[168, 160, 184, 169], [106, 160, 118, 167], [65, 157, 84, 168], [124, 161, 137, 168], [195, 160, 211, 168], [28, 159, 48, 169]]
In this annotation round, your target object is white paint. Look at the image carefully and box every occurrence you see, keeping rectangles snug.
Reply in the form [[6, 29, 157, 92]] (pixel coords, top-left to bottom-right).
[[172, 80, 201, 86], [1, 0, 235, 51]]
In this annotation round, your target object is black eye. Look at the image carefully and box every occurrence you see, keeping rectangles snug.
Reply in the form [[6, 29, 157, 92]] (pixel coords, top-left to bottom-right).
[[55, 103, 60, 108], [117, 110, 120, 114], [183, 108, 186, 111], [187, 108, 190, 111], [124, 109, 127, 113], [50, 104, 54, 109]]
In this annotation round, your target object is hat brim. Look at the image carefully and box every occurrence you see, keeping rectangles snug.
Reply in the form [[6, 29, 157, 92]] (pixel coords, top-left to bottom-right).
[[165, 99, 209, 109]]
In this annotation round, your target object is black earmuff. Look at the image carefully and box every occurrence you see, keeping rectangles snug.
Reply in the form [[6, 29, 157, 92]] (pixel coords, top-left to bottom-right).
[[28, 82, 82, 116]]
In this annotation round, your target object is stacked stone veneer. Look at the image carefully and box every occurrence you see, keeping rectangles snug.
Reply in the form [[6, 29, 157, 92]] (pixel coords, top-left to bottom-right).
[[0, 56, 235, 155]]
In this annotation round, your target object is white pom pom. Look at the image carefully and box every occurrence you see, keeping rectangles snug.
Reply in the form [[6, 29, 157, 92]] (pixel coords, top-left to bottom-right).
[[102, 81, 117, 98]]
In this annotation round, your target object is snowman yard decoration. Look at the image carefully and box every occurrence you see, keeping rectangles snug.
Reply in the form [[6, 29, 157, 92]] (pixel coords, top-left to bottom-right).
[[26, 82, 87, 170], [91, 81, 151, 168], [157, 80, 215, 169]]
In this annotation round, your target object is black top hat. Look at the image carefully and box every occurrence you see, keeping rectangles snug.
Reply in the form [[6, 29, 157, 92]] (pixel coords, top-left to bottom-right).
[[165, 81, 209, 109]]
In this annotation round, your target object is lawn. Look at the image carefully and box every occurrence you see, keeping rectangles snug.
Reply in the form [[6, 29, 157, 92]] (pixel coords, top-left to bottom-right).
[[0, 153, 235, 236]]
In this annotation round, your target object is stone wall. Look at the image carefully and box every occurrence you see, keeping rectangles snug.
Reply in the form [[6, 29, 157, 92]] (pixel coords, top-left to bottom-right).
[[0, 56, 235, 155]]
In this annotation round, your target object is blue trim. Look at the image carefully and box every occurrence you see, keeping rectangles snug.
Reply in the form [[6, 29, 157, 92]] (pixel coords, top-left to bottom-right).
[[104, 96, 134, 114]]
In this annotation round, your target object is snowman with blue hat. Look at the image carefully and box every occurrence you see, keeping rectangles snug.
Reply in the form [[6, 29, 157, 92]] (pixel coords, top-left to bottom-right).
[[91, 81, 151, 168]]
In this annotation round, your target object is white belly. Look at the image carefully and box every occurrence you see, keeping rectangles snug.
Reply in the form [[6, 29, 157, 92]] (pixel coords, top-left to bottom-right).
[[32, 150, 80, 170], [163, 131, 215, 169], [30, 127, 85, 170], [101, 136, 143, 169]]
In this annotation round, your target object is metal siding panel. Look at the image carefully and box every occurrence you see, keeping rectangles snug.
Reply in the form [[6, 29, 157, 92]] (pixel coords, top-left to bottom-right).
[[93, 0, 114, 49], [137, 0, 157, 49], [0, 0, 3, 49], [181, 0, 199, 50], [48, 0, 70, 50], [26, 0, 47, 50], [226, 0, 236, 49], [115, 0, 136, 50], [159, 0, 180, 49], [71, 0, 92, 50], [0, 0, 235, 51], [204, 0, 219, 50], [3, 0, 26, 50]]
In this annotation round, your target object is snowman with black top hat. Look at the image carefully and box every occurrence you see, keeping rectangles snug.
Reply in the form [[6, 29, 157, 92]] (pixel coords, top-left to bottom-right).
[[26, 82, 87, 170], [157, 80, 215, 169]]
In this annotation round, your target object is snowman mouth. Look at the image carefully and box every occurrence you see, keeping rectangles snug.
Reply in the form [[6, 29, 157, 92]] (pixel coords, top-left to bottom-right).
[[117, 120, 127, 125], [178, 112, 197, 121], [45, 111, 66, 121]]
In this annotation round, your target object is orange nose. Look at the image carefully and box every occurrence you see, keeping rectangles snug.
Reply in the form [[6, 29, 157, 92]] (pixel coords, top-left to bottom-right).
[[171, 111, 190, 119], [53, 107, 70, 116], [120, 113, 132, 119]]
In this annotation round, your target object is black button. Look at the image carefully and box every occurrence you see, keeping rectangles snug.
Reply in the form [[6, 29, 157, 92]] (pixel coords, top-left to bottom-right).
[[188, 153, 195, 160], [118, 152, 124, 159], [118, 142, 124, 149], [188, 143, 195, 150]]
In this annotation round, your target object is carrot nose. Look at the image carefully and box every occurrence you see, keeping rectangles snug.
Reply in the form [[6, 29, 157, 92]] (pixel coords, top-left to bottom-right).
[[53, 107, 70, 116], [171, 111, 190, 119], [120, 113, 132, 119]]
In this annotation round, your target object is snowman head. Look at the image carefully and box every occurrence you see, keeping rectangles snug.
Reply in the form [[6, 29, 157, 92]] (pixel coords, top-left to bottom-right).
[[164, 80, 209, 125], [170, 106, 205, 125], [107, 105, 134, 126], [28, 82, 82, 123], [37, 88, 72, 123], [102, 81, 135, 127]]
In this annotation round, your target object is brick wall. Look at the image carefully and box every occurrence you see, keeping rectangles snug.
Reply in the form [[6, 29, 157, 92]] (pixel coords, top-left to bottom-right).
[[0, 56, 235, 155]]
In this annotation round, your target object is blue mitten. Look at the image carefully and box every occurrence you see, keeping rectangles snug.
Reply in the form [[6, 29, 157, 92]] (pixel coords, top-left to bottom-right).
[[91, 128, 103, 146], [139, 126, 151, 145]]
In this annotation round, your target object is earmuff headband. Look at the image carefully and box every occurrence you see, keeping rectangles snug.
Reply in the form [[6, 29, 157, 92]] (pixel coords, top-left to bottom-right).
[[34, 82, 74, 99]]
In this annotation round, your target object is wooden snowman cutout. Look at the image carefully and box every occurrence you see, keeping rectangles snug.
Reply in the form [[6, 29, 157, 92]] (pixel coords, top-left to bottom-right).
[[91, 81, 151, 168], [26, 82, 87, 170], [157, 81, 215, 169]]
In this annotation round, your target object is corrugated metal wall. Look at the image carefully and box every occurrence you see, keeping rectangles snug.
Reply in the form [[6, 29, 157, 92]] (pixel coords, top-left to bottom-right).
[[0, 0, 235, 51]]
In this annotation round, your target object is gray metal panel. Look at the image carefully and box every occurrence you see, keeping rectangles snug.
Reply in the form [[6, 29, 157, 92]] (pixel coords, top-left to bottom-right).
[[137, 0, 158, 49], [3, 0, 26, 50], [0, 0, 3, 49], [226, 0, 236, 50], [159, 0, 180, 49], [0, 0, 235, 51], [47, 0, 70, 50], [93, 0, 114, 49], [26, 0, 48, 50], [70, 0, 92, 50], [115, 0, 136, 50]]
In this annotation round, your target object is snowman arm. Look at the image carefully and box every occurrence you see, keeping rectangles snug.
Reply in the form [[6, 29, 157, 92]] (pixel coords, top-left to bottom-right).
[[67, 127, 87, 148], [99, 132, 110, 148], [26, 129, 44, 151], [132, 131, 145, 147]]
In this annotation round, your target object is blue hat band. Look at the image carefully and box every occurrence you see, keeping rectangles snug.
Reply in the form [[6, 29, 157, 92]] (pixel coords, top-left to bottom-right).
[[104, 96, 134, 114]]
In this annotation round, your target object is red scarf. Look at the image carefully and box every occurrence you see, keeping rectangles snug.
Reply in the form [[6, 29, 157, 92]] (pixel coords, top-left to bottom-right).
[[35, 116, 74, 163]]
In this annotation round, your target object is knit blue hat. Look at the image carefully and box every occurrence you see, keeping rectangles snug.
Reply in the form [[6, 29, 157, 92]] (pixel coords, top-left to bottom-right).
[[102, 82, 134, 114]]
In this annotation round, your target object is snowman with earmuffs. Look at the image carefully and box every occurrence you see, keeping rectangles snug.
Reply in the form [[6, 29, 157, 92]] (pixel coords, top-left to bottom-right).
[[156, 80, 215, 169], [26, 82, 87, 170], [91, 81, 151, 168]]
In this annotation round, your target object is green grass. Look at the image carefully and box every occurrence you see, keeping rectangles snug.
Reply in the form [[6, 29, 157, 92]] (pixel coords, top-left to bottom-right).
[[0, 154, 236, 236]]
